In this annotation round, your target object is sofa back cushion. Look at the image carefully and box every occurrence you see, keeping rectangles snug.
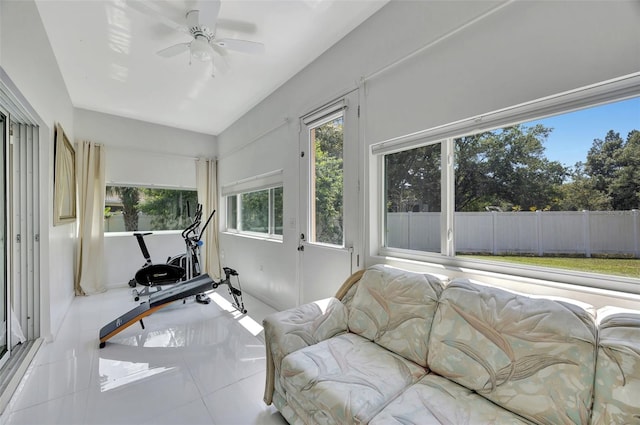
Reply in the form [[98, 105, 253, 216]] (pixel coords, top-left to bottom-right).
[[428, 278, 597, 425], [591, 307, 640, 425], [347, 265, 443, 367]]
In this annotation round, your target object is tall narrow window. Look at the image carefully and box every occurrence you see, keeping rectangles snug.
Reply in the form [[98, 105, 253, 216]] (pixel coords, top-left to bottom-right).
[[384, 142, 441, 253], [272, 186, 284, 236], [310, 115, 344, 246]]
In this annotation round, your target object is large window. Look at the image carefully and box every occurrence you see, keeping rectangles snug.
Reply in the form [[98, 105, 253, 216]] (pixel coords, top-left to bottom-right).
[[105, 186, 197, 232], [379, 83, 640, 287], [226, 186, 283, 238]]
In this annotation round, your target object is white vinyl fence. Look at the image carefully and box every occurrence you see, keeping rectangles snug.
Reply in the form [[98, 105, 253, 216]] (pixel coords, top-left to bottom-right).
[[104, 213, 155, 232], [387, 210, 640, 257]]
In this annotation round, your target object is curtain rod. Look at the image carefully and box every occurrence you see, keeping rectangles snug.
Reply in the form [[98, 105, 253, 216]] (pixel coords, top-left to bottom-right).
[[106, 144, 200, 161]]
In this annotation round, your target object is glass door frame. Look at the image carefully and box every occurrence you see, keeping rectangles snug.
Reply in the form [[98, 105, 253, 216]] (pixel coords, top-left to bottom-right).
[[298, 90, 360, 304], [0, 112, 10, 370]]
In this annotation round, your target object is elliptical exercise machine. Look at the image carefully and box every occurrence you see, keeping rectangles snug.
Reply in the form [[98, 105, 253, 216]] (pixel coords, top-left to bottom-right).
[[129, 204, 214, 302]]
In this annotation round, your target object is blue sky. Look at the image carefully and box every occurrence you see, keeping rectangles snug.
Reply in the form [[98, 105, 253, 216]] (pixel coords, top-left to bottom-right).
[[526, 97, 640, 168]]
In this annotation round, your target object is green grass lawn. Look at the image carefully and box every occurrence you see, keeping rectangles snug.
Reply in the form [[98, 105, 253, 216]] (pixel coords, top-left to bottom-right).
[[461, 255, 640, 279]]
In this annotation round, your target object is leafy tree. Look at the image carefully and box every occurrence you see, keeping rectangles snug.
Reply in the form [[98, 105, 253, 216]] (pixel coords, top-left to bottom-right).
[[585, 130, 640, 210], [455, 124, 566, 211], [313, 118, 344, 245], [139, 188, 197, 230], [556, 162, 611, 211], [585, 130, 624, 193], [237, 188, 283, 234], [385, 144, 440, 212], [106, 186, 140, 231], [241, 190, 268, 232], [609, 130, 640, 210], [273, 187, 284, 235]]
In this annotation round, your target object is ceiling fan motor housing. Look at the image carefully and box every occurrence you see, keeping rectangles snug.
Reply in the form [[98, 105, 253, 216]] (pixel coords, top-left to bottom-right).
[[186, 10, 215, 40]]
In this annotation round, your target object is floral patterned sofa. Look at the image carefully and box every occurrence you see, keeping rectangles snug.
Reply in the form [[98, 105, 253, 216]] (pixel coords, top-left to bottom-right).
[[262, 264, 640, 424]]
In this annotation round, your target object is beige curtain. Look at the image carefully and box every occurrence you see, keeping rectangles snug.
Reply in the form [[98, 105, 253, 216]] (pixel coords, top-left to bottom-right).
[[196, 158, 221, 279], [75, 141, 106, 295]]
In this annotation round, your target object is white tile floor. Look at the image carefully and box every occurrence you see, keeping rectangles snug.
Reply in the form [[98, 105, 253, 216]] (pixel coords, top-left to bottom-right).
[[0, 285, 288, 425]]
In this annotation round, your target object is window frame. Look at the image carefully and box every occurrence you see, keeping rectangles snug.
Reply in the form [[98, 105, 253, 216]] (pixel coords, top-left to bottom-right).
[[371, 73, 640, 295], [221, 169, 284, 240], [225, 185, 284, 241], [104, 184, 198, 233]]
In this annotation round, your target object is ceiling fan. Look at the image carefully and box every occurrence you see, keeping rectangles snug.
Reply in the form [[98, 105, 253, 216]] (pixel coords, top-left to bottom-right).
[[129, 0, 265, 76]]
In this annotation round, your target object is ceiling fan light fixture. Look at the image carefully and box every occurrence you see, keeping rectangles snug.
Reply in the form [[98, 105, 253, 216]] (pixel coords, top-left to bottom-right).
[[190, 37, 213, 62]]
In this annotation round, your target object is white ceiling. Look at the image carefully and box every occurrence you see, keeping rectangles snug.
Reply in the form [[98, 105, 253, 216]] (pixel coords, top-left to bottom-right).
[[35, 0, 388, 136]]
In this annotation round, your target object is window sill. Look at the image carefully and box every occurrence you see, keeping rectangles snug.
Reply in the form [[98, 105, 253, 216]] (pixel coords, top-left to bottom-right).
[[104, 230, 182, 237], [371, 252, 640, 308], [222, 231, 283, 243]]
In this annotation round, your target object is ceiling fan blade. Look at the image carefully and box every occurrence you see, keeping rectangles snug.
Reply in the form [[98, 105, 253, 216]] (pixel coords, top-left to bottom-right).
[[216, 19, 257, 34], [213, 53, 229, 75], [214, 38, 265, 54], [195, 0, 221, 30], [126, 0, 187, 33], [157, 43, 190, 58], [211, 43, 228, 58], [212, 44, 229, 72]]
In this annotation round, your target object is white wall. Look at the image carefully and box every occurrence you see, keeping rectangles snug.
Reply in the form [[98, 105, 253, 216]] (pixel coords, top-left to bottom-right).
[[1, 0, 76, 340], [73, 108, 216, 287], [362, 0, 640, 143], [74, 108, 216, 188], [217, 0, 640, 311], [74, 108, 216, 159]]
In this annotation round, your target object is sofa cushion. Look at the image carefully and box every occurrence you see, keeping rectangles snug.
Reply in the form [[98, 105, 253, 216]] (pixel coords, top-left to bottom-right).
[[428, 278, 597, 425], [591, 307, 640, 425], [347, 265, 443, 367], [370, 374, 532, 424], [280, 332, 426, 425], [264, 297, 349, 373]]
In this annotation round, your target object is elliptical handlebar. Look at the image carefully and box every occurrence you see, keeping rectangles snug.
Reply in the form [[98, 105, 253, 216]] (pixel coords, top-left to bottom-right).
[[182, 204, 203, 240], [180, 205, 216, 253], [197, 209, 216, 242]]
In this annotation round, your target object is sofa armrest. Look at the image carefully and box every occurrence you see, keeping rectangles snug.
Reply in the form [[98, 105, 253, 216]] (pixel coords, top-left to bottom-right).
[[263, 297, 348, 404]]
